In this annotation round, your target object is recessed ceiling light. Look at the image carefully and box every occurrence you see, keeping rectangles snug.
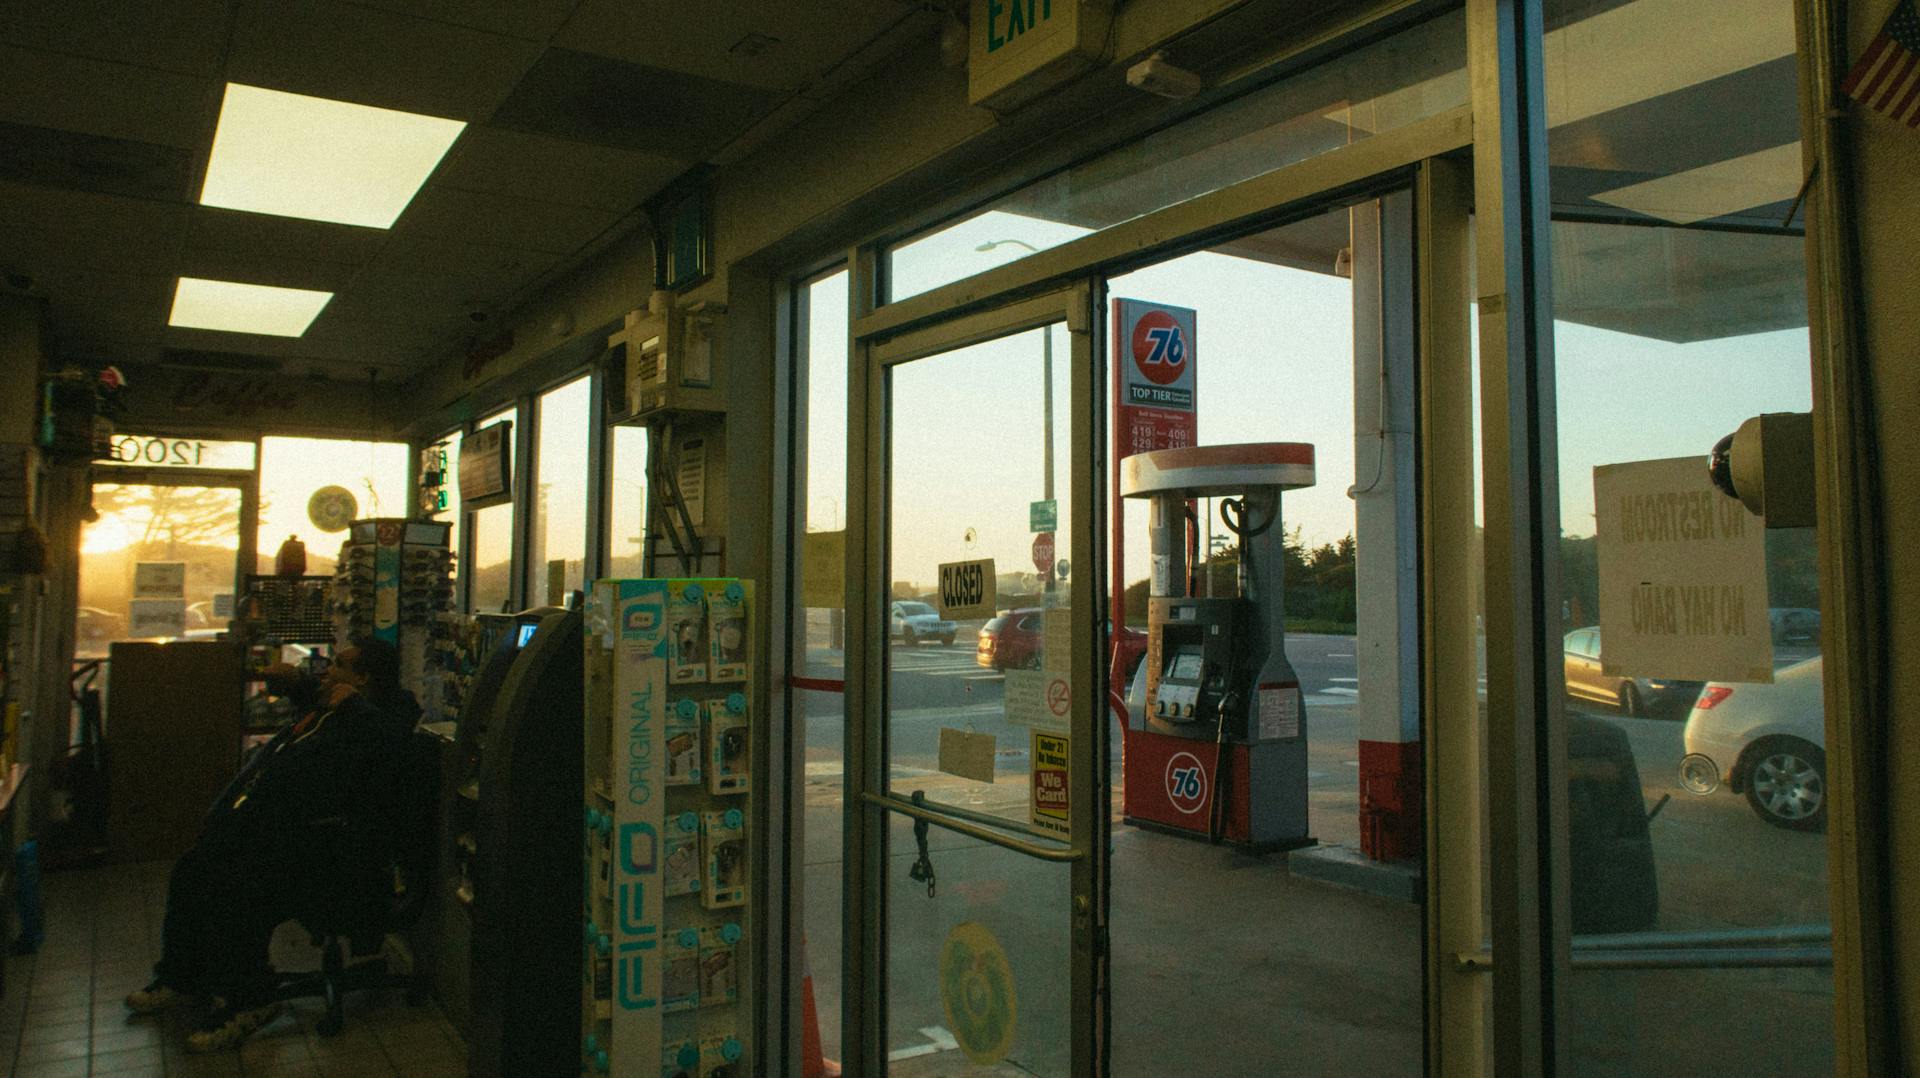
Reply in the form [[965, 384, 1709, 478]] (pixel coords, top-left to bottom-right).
[[200, 83, 466, 229], [168, 277, 334, 337]]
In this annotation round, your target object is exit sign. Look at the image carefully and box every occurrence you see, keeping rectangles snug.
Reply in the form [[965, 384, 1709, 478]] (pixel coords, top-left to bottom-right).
[[970, 0, 1113, 110]]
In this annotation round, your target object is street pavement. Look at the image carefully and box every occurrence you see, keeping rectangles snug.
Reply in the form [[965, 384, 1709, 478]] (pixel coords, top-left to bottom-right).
[[793, 630, 1835, 1074]]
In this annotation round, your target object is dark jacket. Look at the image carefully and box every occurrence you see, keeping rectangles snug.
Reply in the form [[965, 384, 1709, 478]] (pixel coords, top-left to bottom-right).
[[209, 690, 407, 842]]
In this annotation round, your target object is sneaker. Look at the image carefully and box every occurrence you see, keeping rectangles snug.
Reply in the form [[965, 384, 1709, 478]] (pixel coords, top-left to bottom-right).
[[124, 980, 190, 1014], [185, 998, 283, 1052]]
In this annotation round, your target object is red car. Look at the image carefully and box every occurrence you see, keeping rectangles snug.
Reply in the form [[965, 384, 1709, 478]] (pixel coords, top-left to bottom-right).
[[976, 608, 1148, 675]]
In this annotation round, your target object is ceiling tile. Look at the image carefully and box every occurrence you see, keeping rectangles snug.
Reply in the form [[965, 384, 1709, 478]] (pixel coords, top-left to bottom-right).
[[0, 120, 196, 202], [0, 182, 190, 275], [175, 246, 359, 294], [344, 0, 580, 42], [392, 183, 621, 254], [432, 125, 686, 211], [0, 44, 216, 149], [227, 0, 543, 121], [186, 205, 390, 268], [0, 0, 234, 76], [488, 48, 775, 159], [354, 233, 561, 326], [557, 0, 918, 91]]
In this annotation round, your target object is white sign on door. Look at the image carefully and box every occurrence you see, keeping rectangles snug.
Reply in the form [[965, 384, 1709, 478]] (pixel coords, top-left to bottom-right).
[[1594, 456, 1775, 683], [133, 561, 186, 599]]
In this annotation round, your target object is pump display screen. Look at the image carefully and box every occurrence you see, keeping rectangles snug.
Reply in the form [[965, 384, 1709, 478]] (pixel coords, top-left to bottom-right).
[[516, 622, 539, 648], [1168, 651, 1203, 681]]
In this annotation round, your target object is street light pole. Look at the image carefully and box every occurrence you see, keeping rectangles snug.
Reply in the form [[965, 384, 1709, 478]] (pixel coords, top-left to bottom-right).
[[977, 238, 1053, 592]]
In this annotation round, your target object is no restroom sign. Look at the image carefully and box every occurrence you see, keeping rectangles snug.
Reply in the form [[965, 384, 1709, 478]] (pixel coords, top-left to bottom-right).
[[936, 558, 997, 621]]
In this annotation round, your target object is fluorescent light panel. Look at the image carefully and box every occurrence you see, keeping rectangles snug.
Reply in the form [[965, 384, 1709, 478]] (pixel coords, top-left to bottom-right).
[[169, 277, 334, 337], [200, 83, 466, 228]]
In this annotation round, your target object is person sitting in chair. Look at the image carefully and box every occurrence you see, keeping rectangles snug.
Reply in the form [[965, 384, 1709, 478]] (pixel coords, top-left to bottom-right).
[[125, 639, 412, 1051]]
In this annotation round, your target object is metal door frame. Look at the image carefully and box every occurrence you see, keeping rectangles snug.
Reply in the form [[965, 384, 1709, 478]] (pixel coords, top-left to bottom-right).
[[843, 282, 1102, 1074], [833, 121, 1488, 1070]]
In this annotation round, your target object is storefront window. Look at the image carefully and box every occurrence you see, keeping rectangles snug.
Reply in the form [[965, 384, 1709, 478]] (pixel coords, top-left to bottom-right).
[[1540, 0, 1829, 1070], [427, 432, 462, 594], [470, 407, 517, 615], [528, 377, 591, 605], [791, 267, 849, 1061], [607, 423, 648, 579], [256, 436, 408, 575], [885, 8, 1465, 302], [76, 483, 243, 656]]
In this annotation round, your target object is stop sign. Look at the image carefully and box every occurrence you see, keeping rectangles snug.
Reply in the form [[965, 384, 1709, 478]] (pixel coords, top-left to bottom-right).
[[1032, 531, 1056, 575]]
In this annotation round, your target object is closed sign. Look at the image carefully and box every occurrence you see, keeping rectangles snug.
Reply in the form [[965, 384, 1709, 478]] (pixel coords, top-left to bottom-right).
[[936, 558, 997, 621]]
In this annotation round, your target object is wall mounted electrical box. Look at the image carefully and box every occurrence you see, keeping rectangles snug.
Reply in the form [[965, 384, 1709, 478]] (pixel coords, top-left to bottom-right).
[[611, 298, 726, 421]]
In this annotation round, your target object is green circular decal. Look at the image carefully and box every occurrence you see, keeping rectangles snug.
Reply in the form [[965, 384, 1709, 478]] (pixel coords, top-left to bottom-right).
[[939, 921, 1017, 1065], [307, 485, 358, 533]]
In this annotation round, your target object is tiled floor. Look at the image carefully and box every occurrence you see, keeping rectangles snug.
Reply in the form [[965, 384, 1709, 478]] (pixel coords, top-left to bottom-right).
[[0, 861, 466, 1077]]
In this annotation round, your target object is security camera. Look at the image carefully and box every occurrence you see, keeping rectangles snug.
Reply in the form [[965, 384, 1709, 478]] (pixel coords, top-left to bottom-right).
[[1127, 52, 1203, 99], [1708, 412, 1814, 528]]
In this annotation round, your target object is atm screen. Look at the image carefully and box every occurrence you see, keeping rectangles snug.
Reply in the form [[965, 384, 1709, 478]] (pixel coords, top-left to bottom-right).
[[1168, 650, 1203, 681], [516, 622, 539, 648]]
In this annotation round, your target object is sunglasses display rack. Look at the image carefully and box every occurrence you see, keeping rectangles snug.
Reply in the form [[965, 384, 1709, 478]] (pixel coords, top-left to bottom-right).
[[582, 578, 755, 1078], [331, 518, 455, 704]]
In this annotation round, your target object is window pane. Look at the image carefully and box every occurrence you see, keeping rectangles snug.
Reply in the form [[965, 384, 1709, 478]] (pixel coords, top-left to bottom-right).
[[885, 9, 1464, 301], [426, 433, 461, 593], [1104, 202, 1426, 1073], [256, 436, 407, 575], [528, 377, 591, 604], [77, 483, 242, 655], [792, 268, 848, 1062], [469, 407, 517, 614], [607, 425, 648, 579], [1542, 0, 1830, 1069]]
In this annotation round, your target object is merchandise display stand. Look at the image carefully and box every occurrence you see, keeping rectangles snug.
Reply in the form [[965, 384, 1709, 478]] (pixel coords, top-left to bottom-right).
[[583, 579, 755, 1077], [331, 518, 453, 708]]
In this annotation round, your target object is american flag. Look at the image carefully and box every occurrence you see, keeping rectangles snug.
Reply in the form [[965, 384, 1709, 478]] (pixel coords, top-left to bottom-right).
[[1842, 0, 1920, 126]]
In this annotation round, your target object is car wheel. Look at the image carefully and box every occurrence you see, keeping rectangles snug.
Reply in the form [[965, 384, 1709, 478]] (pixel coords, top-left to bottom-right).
[[903, 628, 917, 648], [942, 634, 955, 646], [1618, 681, 1642, 717], [1743, 738, 1826, 832]]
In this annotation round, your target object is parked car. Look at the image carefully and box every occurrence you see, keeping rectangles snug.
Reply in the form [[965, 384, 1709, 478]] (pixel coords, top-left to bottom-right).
[[889, 600, 956, 646], [1562, 626, 1702, 719], [75, 606, 124, 655], [978, 608, 1046, 670], [1678, 656, 1825, 831], [1769, 606, 1821, 646], [977, 608, 1147, 675]]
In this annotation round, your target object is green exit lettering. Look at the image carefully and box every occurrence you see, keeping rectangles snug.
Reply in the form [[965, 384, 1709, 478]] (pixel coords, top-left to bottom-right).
[[987, 0, 1056, 52]]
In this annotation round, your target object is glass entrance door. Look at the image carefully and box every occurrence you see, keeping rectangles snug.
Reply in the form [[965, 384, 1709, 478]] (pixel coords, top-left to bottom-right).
[[847, 286, 1100, 1074], [76, 480, 252, 656]]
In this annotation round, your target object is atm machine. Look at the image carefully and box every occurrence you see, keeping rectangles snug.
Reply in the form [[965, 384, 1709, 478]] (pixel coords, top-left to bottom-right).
[[466, 606, 585, 1077], [1120, 443, 1317, 851]]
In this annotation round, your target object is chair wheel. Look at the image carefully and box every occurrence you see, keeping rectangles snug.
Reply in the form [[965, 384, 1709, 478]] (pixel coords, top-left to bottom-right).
[[317, 1013, 344, 1037]]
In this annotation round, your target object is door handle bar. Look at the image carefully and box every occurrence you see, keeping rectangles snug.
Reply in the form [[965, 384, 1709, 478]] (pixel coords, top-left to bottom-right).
[[863, 791, 1082, 862]]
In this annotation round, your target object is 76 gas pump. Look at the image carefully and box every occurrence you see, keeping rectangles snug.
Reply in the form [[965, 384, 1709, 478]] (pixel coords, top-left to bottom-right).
[[1119, 443, 1316, 851]]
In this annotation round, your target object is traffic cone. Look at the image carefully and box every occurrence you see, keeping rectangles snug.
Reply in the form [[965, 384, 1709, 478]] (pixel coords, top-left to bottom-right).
[[801, 936, 841, 1078]]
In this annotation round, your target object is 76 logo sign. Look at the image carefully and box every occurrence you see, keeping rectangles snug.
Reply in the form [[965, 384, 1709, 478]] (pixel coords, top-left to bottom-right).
[[1164, 751, 1209, 815]]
